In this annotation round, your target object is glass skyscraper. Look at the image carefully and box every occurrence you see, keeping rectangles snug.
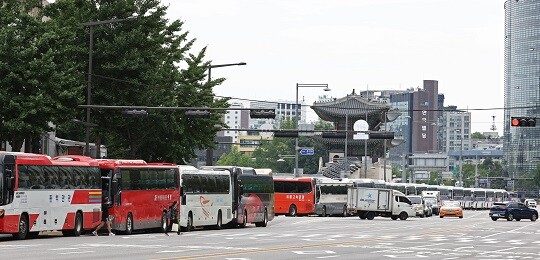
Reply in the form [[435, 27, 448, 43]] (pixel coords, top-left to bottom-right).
[[503, 0, 540, 177]]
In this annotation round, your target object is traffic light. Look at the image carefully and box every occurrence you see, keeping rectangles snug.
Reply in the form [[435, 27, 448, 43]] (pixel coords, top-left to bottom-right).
[[510, 117, 536, 127], [250, 109, 276, 119], [273, 131, 298, 138], [185, 110, 211, 118], [369, 132, 395, 139], [122, 110, 148, 117], [321, 132, 347, 138]]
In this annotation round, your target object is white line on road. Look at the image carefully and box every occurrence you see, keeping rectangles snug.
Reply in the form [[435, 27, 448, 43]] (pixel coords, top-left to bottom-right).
[[317, 255, 340, 259], [483, 222, 539, 238], [58, 250, 95, 255], [49, 247, 87, 251]]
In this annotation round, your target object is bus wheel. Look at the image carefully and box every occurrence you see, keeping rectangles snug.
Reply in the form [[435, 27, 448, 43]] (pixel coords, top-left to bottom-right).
[[73, 212, 83, 236], [62, 212, 82, 237], [13, 215, 29, 240], [180, 213, 193, 232], [342, 206, 348, 217], [187, 213, 193, 232], [399, 212, 408, 221], [288, 205, 297, 217], [366, 212, 375, 220], [161, 211, 168, 233], [125, 213, 134, 235], [255, 209, 268, 227], [391, 215, 398, 220], [215, 211, 222, 230]]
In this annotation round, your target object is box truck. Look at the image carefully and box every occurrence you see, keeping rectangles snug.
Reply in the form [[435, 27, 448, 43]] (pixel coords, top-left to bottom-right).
[[421, 190, 441, 215], [347, 187, 415, 220]]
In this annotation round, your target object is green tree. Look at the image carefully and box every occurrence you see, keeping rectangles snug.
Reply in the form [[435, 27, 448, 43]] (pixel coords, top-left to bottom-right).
[[471, 132, 486, 139], [251, 138, 292, 172], [392, 166, 402, 180], [313, 119, 334, 130], [0, 0, 78, 152], [461, 163, 476, 188], [428, 171, 440, 185], [216, 146, 255, 167], [44, 0, 226, 162]]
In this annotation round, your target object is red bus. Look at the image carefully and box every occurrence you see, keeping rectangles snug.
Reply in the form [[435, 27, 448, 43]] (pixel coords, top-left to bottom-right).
[[55, 156, 181, 235], [0, 152, 102, 239], [97, 159, 180, 234], [273, 177, 316, 216]]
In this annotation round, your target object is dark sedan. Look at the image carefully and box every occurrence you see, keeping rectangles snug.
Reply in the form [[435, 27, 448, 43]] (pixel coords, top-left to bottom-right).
[[489, 202, 538, 221]]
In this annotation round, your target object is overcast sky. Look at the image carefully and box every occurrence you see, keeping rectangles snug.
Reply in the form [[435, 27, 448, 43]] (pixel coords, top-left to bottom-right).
[[161, 0, 506, 134]]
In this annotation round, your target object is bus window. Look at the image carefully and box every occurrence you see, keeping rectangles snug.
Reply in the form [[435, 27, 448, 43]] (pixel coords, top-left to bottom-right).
[[17, 165, 29, 189], [28, 165, 44, 189]]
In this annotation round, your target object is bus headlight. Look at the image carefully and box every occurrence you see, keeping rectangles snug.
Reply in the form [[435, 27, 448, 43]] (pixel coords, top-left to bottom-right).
[[0, 209, 4, 218]]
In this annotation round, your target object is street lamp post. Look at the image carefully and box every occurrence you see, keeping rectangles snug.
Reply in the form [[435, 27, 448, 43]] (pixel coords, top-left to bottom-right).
[[205, 62, 247, 166], [83, 17, 137, 157], [379, 110, 403, 182], [295, 84, 330, 177], [456, 129, 464, 187], [344, 94, 350, 165], [364, 109, 368, 178]]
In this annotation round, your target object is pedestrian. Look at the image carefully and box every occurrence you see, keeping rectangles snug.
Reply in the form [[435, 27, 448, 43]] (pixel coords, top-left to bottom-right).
[[92, 197, 115, 236], [165, 200, 181, 236]]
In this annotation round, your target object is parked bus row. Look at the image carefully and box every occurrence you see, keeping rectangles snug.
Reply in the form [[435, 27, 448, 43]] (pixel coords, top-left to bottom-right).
[[272, 176, 512, 217], [0, 152, 274, 239]]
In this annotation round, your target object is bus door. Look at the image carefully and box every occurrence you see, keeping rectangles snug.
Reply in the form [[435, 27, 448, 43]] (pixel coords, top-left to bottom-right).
[[100, 169, 114, 203], [1, 154, 15, 206], [230, 168, 240, 218], [315, 184, 321, 204], [312, 179, 317, 204]]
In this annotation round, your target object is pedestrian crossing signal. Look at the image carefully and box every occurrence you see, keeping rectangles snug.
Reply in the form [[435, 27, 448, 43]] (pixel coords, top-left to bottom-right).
[[510, 117, 536, 127]]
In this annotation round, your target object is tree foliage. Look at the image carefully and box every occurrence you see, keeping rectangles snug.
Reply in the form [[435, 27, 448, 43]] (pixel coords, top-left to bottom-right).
[[216, 117, 331, 173], [460, 158, 505, 188], [0, 0, 80, 151], [471, 132, 486, 139], [313, 119, 334, 130], [216, 146, 255, 167], [1, 0, 230, 162]]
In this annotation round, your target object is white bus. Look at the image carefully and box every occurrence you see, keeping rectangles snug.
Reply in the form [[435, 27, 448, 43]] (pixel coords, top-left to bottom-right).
[[0, 152, 102, 239], [178, 169, 233, 231], [314, 178, 354, 217], [472, 188, 487, 210]]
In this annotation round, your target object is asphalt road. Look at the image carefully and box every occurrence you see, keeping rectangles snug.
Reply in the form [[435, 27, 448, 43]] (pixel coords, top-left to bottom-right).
[[1, 210, 539, 260]]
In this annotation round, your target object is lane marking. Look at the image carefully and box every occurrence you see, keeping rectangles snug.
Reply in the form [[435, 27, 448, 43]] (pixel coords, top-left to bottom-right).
[[59, 250, 95, 255], [483, 221, 539, 238]]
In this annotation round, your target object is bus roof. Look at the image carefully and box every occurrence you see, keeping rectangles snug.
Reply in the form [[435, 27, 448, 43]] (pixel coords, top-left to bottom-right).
[[273, 176, 315, 182], [3, 153, 98, 167]]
